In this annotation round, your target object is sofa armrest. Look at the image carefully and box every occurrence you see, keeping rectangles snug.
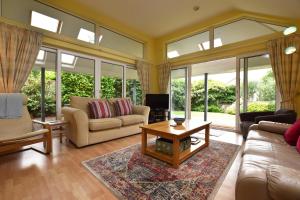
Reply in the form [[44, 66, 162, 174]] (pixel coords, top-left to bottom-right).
[[257, 121, 292, 135], [132, 105, 150, 125], [62, 107, 89, 147], [249, 124, 259, 131], [267, 165, 300, 200]]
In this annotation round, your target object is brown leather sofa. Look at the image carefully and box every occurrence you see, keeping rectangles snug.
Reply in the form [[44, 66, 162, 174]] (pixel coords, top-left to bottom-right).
[[236, 121, 300, 200]]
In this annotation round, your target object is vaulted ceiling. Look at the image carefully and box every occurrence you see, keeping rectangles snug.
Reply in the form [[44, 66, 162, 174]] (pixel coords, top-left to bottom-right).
[[73, 0, 300, 37]]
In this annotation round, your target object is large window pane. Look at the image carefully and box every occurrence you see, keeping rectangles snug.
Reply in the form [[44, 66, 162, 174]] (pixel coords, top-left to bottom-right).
[[243, 54, 275, 112], [170, 68, 187, 118], [22, 49, 57, 121], [191, 71, 204, 121], [126, 68, 142, 105], [61, 53, 95, 106], [192, 58, 236, 128], [99, 27, 144, 58], [207, 72, 236, 128], [2, 0, 95, 44], [167, 31, 209, 59], [214, 19, 286, 47], [101, 62, 123, 99]]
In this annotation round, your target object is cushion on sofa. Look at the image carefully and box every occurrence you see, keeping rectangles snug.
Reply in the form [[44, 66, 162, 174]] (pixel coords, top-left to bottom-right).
[[247, 130, 286, 145], [117, 115, 144, 126], [89, 100, 111, 119], [243, 139, 300, 169], [258, 121, 291, 135], [89, 118, 122, 131], [297, 137, 300, 153], [284, 119, 300, 145], [115, 98, 133, 116], [267, 165, 300, 200]]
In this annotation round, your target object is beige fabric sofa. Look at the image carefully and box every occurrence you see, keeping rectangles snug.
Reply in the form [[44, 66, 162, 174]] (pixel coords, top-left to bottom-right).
[[236, 121, 300, 200], [62, 96, 150, 147]]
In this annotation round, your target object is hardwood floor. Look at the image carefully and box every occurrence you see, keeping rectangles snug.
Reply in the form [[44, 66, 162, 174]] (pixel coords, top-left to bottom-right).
[[0, 130, 243, 200]]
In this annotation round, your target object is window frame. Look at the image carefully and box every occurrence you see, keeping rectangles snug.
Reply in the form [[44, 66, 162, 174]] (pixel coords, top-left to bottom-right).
[[165, 17, 289, 60], [0, 0, 145, 58]]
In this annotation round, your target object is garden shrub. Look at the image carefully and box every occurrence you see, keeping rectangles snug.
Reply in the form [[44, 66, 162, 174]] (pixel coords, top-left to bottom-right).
[[22, 70, 142, 118], [247, 101, 275, 112], [208, 105, 224, 113]]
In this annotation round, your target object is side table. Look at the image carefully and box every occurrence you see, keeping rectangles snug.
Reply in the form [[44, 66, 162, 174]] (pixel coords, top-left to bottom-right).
[[33, 120, 69, 143]]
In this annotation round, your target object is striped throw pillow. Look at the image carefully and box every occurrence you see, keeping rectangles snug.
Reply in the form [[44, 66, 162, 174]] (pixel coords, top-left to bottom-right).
[[115, 98, 133, 116], [89, 100, 112, 119]]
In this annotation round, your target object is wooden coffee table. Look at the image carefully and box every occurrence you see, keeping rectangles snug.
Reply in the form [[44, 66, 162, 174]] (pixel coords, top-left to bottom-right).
[[140, 120, 211, 168]]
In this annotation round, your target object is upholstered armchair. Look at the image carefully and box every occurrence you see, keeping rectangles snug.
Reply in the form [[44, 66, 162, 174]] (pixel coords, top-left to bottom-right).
[[239, 109, 297, 139], [0, 95, 52, 154]]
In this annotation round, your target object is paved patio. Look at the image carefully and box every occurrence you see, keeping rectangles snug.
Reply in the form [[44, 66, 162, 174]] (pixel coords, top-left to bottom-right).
[[172, 111, 236, 128]]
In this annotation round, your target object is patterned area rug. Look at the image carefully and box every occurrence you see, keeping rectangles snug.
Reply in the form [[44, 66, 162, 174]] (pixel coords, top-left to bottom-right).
[[82, 140, 240, 200]]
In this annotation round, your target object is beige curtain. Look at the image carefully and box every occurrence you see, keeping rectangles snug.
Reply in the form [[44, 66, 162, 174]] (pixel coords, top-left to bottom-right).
[[0, 22, 42, 93], [136, 60, 150, 104], [267, 34, 300, 109], [157, 62, 171, 94]]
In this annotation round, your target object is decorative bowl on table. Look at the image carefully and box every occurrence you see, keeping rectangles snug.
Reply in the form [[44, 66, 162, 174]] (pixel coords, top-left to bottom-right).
[[173, 117, 185, 126]]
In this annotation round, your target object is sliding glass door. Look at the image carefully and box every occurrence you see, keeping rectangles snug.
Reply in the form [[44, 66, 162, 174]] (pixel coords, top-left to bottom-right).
[[22, 48, 57, 121], [191, 58, 236, 129], [61, 53, 95, 106], [22, 46, 142, 121], [170, 68, 187, 118], [240, 54, 276, 113], [100, 62, 123, 99], [169, 54, 275, 131]]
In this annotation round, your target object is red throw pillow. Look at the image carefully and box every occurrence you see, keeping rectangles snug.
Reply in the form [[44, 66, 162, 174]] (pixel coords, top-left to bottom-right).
[[115, 98, 133, 116], [88, 100, 112, 119], [297, 137, 300, 153], [284, 119, 300, 146]]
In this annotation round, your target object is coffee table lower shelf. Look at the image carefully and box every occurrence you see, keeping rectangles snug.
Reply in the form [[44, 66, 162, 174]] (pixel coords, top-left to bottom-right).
[[144, 140, 207, 167]]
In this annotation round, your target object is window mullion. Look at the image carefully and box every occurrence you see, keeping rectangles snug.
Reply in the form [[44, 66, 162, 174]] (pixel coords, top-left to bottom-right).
[[123, 66, 126, 98], [56, 49, 62, 119], [94, 58, 101, 98]]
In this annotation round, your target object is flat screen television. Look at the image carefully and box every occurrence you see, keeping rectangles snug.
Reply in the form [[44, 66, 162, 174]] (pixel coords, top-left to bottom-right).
[[146, 94, 169, 110]]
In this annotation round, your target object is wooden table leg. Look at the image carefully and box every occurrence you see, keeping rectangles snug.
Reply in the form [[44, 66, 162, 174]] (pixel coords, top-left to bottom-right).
[[205, 124, 210, 146], [59, 126, 63, 143], [141, 129, 147, 154], [44, 124, 52, 154], [173, 138, 180, 168]]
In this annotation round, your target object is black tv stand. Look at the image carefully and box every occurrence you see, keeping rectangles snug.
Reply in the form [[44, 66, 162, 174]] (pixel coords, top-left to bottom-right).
[[148, 108, 170, 124]]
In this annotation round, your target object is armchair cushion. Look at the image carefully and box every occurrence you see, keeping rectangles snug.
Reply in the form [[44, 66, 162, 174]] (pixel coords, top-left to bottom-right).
[[0, 129, 49, 142]]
